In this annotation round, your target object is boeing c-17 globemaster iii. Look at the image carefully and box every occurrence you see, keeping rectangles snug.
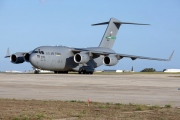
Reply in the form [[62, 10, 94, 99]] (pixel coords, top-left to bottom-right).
[[5, 18, 174, 74]]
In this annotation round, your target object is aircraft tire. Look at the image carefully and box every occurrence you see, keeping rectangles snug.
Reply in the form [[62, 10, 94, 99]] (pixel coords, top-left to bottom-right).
[[55, 71, 68, 74], [90, 72, 93, 74], [64, 71, 68, 74], [34, 70, 39, 74], [83, 70, 86, 74]]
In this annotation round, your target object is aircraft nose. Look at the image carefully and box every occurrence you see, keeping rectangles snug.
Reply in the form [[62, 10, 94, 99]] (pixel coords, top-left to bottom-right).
[[29, 54, 38, 67]]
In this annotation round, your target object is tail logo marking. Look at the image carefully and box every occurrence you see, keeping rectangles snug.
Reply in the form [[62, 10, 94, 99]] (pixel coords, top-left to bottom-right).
[[106, 36, 116, 40]]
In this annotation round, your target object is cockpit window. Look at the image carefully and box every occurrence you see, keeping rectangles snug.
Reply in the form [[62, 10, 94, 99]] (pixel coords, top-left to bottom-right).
[[32, 49, 44, 54], [33, 51, 38, 53]]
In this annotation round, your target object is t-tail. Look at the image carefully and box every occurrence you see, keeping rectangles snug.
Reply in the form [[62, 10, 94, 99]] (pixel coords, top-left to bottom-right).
[[92, 18, 150, 48]]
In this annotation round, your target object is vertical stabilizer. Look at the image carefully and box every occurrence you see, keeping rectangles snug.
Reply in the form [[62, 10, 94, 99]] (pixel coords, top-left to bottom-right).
[[92, 18, 150, 48], [92, 18, 121, 48]]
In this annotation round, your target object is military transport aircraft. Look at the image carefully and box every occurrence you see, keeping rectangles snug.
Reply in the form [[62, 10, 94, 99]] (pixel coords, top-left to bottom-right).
[[5, 18, 174, 74]]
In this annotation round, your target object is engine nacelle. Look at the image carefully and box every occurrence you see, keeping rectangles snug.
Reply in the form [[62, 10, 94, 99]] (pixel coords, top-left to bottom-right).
[[10, 54, 25, 64], [103, 56, 118, 66], [24, 53, 30, 62], [74, 53, 90, 64]]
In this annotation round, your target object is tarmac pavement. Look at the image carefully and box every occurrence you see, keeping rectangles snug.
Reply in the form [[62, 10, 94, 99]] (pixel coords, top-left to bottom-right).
[[0, 73, 180, 107]]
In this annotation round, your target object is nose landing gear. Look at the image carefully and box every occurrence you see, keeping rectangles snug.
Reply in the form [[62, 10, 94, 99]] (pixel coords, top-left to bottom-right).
[[34, 69, 40, 74]]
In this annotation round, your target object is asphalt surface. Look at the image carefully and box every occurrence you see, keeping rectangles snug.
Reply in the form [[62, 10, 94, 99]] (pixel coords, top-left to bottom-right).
[[0, 73, 180, 107]]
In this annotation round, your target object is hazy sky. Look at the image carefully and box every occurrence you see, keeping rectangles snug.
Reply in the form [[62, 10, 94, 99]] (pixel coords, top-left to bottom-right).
[[0, 0, 179, 72]]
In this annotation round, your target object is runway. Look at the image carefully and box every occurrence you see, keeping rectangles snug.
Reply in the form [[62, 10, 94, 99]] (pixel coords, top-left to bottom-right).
[[0, 73, 180, 107]]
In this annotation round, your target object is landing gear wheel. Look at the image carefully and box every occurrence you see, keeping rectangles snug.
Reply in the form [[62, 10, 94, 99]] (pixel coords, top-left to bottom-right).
[[90, 72, 93, 74], [34, 70, 40, 74], [83, 70, 86, 74], [55, 71, 68, 74]]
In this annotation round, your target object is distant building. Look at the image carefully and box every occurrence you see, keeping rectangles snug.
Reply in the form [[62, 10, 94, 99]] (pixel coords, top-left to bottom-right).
[[163, 69, 180, 73], [95, 70, 103, 72], [5, 70, 22, 73], [103, 70, 116, 72], [102, 70, 124, 73], [116, 70, 123, 73], [123, 70, 134, 73]]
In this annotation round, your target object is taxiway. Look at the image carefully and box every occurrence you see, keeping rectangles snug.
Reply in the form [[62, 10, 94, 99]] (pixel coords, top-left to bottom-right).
[[0, 73, 180, 107]]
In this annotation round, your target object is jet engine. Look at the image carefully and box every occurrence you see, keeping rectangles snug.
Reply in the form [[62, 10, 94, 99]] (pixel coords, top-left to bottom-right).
[[103, 56, 118, 66], [74, 53, 90, 64], [10, 54, 25, 64], [24, 53, 30, 62]]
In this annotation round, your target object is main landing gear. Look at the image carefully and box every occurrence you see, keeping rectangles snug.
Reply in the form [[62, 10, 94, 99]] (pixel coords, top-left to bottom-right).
[[54, 71, 68, 74], [78, 70, 93, 74]]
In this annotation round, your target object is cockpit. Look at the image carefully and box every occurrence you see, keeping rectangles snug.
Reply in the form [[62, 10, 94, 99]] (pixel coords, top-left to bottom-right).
[[32, 49, 44, 54]]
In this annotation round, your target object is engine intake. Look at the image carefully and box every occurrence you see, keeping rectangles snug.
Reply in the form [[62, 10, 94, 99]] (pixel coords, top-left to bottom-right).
[[103, 56, 118, 66], [74, 53, 90, 64], [10, 54, 25, 64], [24, 53, 30, 62]]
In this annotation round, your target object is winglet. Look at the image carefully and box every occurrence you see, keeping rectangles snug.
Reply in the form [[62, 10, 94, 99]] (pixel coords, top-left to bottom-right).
[[167, 50, 174, 61], [5, 48, 10, 58]]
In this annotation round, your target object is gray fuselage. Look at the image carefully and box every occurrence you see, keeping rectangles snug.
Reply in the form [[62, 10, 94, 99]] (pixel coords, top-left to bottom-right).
[[29, 46, 115, 72]]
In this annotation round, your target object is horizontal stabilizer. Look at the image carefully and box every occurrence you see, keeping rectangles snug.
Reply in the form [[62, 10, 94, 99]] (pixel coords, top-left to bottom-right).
[[92, 18, 150, 48], [92, 21, 150, 26], [117, 22, 150, 25], [91, 22, 109, 26]]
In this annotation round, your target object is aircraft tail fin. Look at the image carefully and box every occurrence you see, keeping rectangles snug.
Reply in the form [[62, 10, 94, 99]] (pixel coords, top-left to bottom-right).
[[92, 18, 150, 48]]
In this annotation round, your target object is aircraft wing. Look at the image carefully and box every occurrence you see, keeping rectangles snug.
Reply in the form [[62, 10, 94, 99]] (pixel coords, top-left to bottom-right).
[[71, 48, 115, 55], [71, 48, 174, 61], [115, 52, 174, 61], [5, 52, 27, 58]]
